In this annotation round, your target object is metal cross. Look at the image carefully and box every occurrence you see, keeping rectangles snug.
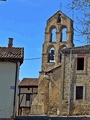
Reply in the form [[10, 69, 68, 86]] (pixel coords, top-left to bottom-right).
[[60, 3, 62, 11]]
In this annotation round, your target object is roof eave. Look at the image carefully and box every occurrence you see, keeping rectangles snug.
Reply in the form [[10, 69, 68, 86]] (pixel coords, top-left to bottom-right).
[[62, 49, 90, 54], [0, 57, 24, 65]]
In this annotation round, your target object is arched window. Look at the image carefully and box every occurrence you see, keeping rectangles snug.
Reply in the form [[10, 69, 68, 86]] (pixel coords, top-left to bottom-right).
[[48, 47, 55, 62], [62, 28, 67, 42], [50, 28, 56, 42]]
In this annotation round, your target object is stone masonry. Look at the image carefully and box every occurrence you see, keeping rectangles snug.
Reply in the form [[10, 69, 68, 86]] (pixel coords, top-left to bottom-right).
[[31, 10, 74, 115], [61, 48, 90, 115], [31, 10, 90, 116]]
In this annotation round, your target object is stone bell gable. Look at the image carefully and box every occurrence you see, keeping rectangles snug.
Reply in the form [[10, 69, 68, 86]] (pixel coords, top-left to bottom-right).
[[42, 10, 74, 72]]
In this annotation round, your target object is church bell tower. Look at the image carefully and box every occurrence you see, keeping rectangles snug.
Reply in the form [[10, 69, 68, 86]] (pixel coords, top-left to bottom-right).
[[42, 11, 74, 72]]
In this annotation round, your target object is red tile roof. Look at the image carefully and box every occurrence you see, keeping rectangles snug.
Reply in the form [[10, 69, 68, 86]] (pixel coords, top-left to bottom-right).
[[69, 45, 90, 50], [0, 47, 24, 64], [18, 78, 38, 87], [62, 45, 90, 54]]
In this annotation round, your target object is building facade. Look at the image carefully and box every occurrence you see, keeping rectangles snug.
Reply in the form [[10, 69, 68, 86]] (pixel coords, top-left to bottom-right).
[[61, 46, 90, 115], [0, 38, 24, 119], [31, 10, 90, 116], [18, 78, 38, 116]]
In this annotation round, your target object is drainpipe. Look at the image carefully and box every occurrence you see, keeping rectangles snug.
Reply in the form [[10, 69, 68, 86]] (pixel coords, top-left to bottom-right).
[[48, 79, 50, 115], [18, 88, 20, 115], [62, 52, 65, 100], [68, 49, 72, 115], [13, 62, 18, 119]]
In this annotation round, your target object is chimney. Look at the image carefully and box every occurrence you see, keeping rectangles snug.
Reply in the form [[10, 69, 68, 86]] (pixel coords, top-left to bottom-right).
[[8, 38, 13, 53]]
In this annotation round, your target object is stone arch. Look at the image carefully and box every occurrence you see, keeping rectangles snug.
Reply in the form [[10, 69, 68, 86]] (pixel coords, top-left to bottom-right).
[[60, 25, 67, 32], [62, 28, 67, 42], [49, 25, 56, 32], [60, 25, 67, 42], [47, 45, 55, 53], [49, 25, 57, 42]]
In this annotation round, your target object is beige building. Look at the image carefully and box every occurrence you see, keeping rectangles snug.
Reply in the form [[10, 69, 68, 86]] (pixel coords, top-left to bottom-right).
[[0, 38, 24, 119], [30, 10, 90, 116], [18, 78, 38, 115]]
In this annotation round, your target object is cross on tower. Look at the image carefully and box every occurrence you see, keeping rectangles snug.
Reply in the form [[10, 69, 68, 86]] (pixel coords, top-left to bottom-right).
[[60, 3, 62, 11]]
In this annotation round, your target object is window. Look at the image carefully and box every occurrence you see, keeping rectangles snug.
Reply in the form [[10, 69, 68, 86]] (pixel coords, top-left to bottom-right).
[[26, 93, 30, 101], [74, 83, 85, 101], [76, 86, 83, 99], [57, 14, 61, 23], [77, 58, 84, 70], [75, 55, 86, 74], [27, 87, 30, 90]]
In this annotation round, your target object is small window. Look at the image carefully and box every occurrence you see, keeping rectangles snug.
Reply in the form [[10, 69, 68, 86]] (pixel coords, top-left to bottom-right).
[[27, 87, 30, 90], [76, 86, 83, 99], [57, 14, 61, 23], [26, 93, 30, 101], [77, 58, 84, 70]]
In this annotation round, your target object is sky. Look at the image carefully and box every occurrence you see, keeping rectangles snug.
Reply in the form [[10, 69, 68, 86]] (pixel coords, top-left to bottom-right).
[[0, 0, 85, 81]]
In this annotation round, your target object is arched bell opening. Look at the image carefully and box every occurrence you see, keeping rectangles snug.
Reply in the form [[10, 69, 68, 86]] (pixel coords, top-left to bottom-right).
[[48, 47, 55, 63]]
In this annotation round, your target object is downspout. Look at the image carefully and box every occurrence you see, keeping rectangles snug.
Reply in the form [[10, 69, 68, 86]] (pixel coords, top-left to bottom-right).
[[18, 88, 20, 115], [68, 49, 72, 115], [13, 62, 18, 119], [48, 78, 51, 115], [61, 51, 65, 100], [60, 51, 65, 115]]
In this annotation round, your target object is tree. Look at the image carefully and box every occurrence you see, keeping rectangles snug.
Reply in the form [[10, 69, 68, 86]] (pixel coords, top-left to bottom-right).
[[67, 0, 90, 43]]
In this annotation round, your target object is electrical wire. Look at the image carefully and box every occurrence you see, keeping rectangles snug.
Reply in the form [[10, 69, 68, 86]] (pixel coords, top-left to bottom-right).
[[24, 58, 41, 60]]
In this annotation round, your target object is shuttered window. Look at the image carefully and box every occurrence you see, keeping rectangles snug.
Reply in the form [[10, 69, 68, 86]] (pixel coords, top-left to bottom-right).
[[26, 93, 30, 101], [76, 86, 83, 99]]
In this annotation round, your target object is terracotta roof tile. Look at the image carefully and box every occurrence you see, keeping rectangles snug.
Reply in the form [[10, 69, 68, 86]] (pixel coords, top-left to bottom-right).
[[71, 45, 90, 50], [18, 78, 38, 87], [0, 47, 24, 64]]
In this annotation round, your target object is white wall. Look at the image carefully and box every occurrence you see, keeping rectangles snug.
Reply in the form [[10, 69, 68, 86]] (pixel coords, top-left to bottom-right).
[[0, 62, 20, 118]]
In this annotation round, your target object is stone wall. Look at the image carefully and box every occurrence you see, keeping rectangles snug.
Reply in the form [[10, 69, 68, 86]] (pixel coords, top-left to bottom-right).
[[31, 67, 62, 115], [61, 53, 90, 115], [22, 108, 30, 115]]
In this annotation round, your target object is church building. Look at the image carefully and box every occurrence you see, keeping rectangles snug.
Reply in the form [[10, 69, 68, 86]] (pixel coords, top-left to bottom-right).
[[29, 11, 90, 116]]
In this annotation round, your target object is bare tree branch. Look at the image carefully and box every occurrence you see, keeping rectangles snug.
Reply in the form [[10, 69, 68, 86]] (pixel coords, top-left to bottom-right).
[[67, 0, 90, 43]]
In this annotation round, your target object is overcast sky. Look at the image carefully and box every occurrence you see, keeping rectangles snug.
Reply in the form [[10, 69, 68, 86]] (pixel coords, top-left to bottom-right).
[[0, 0, 85, 80]]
